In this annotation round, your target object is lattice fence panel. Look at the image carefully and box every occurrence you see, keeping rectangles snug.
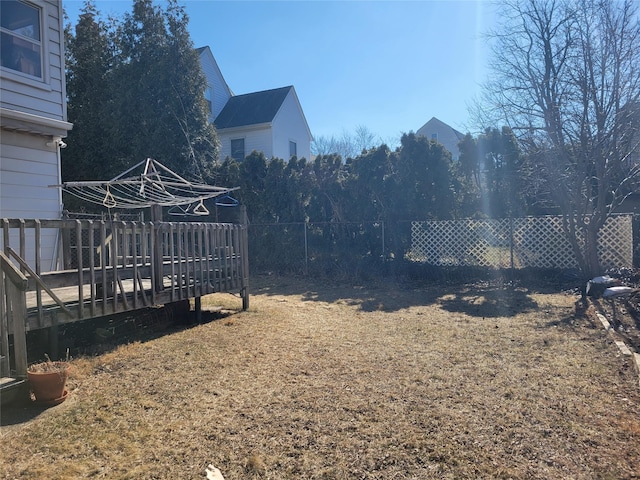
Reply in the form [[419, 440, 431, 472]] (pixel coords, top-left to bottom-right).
[[512, 217, 576, 268], [598, 215, 633, 268], [410, 219, 513, 267], [410, 215, 633, 269]]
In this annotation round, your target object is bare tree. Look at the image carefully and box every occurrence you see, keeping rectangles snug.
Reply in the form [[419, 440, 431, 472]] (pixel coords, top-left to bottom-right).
[[353, 125, 377, 155], [311, 134, 340, 158], [311, 125, 382, 159], [482, 0, 640, 277]]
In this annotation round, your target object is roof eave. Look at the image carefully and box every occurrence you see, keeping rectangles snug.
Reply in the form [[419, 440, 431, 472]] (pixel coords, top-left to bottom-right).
[[216, 122, 272, 134], [1, 107, 73, 137]]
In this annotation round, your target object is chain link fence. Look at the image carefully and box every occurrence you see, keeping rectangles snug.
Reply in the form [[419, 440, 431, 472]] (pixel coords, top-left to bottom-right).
[[248, 221, 393, 277], [249, 215, 635, 276], [61, 213, 635, 277]]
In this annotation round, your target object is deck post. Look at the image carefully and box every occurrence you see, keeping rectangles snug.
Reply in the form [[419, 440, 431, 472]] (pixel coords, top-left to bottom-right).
[[150, 205, 164, 292], [0, 269, 9, 377], [61, 220, 72, 270], [11, 285, 28, 377], [48, 313, 59, 361], [240, 205, 249, 311], [195, 296, 202, 323], [0, 251, 28, 378]]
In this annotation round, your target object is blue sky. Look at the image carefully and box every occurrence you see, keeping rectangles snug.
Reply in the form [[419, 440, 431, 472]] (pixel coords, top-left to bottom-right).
[[63, 1, 495, 146]]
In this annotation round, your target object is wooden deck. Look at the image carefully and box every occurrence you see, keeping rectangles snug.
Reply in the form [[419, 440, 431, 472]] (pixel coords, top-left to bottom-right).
[[0, 218, 249, 399]]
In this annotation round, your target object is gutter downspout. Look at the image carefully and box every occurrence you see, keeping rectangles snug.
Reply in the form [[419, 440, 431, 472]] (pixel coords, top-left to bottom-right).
[[49, 136, 66, 270]]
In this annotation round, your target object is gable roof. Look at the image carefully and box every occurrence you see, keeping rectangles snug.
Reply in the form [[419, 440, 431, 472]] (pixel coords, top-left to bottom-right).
[[214, 86, 293, 129], [196, 46, 233, 96], [416, 117, 465, 160], [417, 117, 464, 141]]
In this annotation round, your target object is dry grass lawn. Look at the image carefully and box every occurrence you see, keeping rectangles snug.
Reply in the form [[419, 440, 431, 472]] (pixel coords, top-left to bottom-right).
[[1, 275, 639, 479]]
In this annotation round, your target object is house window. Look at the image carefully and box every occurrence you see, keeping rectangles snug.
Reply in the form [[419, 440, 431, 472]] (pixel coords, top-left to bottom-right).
[[231, 138, 245, 160], [431, 133, 438, 141], [289, 141, 297, 159], [1, 0, 42, 78]]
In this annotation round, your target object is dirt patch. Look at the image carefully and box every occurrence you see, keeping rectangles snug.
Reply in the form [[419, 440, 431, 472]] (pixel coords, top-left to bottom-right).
[[1, 275, 639, 479]]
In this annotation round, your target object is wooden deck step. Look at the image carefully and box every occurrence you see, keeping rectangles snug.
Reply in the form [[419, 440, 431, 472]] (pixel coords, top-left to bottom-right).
[[1, 377, 27, 388], [0, 377, 28, 405]]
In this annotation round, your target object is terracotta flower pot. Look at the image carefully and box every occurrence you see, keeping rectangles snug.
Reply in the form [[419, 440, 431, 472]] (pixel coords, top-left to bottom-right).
[[27, 362, 69, 404]]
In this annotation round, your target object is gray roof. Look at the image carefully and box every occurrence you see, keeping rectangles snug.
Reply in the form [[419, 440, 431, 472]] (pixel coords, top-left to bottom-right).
[[214, 86, 293, 129]]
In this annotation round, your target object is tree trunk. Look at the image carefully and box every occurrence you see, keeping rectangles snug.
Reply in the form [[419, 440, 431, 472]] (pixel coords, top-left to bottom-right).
[[584, 220, 602, 279], [562, 212, 602, 280]]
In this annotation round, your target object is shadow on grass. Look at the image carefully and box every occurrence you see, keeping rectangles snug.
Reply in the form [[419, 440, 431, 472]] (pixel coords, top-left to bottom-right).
[[438, 284, 540, 318], [1, 396, 57, 427], [249, 273, 549, 318], [27, 305, 236, 369], [251, 274, 443, 312], [539, 298, 602, 333], [2, 307, 238, 428]]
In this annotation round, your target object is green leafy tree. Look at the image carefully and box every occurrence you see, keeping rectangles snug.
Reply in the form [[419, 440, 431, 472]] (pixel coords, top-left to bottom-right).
[[453, 133, 482, 218], [457, 127, 528, 218], [236, 151, 269, 222], [114, 0, 218, 179], [307, 154, 347, 223], [345, 144, 396, 221], [482, 126, 528, 218], [262, 157, 313, 223], [263, 157, 289, 222], [394, 133, 455, 221], [283, 157, 313, 223], [64, 2, 119, 186], [63, 0, 218, 194]]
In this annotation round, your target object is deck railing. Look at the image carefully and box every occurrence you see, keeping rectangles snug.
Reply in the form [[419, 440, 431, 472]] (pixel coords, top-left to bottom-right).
[[0, 251, 28, 378], [1, 218, 249, 333]]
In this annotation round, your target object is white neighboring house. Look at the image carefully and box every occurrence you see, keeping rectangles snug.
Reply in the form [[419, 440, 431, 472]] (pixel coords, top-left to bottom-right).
[[215, 86, 312, 161], [198, 47, 312, 161], [0, 0, 72, 269], [416, 117, 464, 160], [197, 46, 232, 122]]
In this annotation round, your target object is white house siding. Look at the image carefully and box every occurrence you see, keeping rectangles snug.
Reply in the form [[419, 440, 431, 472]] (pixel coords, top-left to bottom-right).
[[0, 136, 60, 217], [198, 47, 232, 122], [218, 126, 273, 160], [0, 0, 69, 270], [0, 131, 61, 269], [416, 118, 463, 161], [0, 0, 66, 121], [271, 91, 312, 161]]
